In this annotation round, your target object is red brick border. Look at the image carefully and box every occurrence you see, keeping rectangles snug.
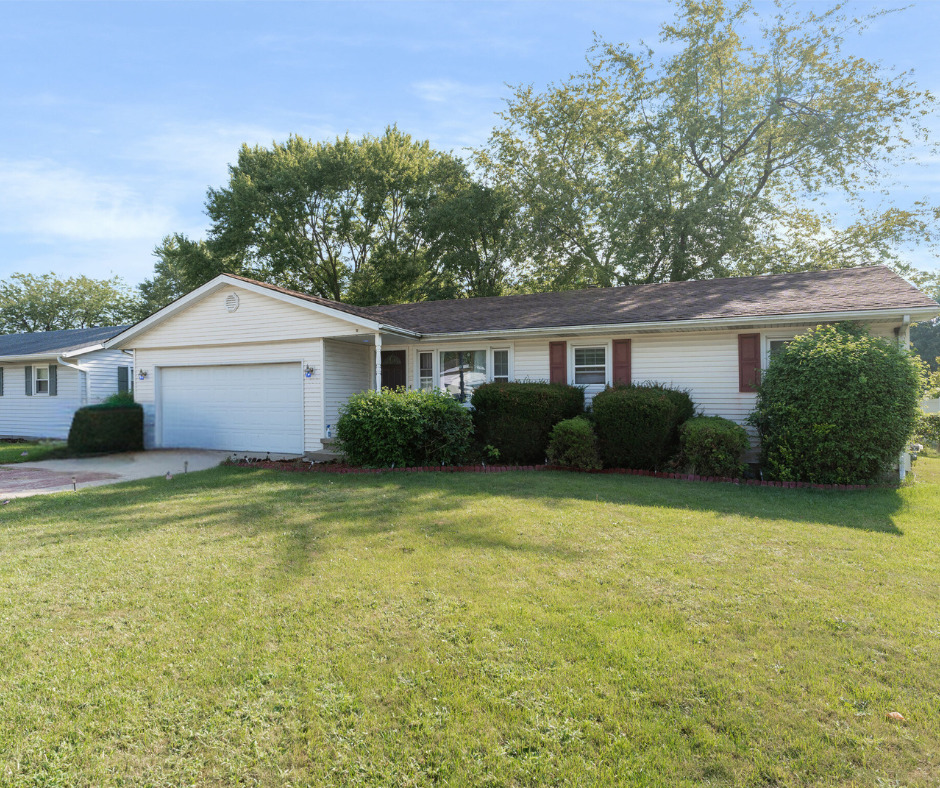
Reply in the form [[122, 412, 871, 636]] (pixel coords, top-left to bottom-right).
[[228, 460, 877, 490]]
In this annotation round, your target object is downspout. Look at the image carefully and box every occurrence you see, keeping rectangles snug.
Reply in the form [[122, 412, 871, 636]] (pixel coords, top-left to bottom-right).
[[898, 314, 912, 481], [374, 333, 383, 392], [56, 356, 89, 404]]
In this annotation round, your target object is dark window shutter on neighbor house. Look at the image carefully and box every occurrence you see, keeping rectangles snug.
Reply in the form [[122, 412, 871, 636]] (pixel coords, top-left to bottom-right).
[[25, 365, 32, 396], [612, 339, 631, 385], [118, 366, 129, 393], [738, 334, 761, 392], [0, 367, 4, 396], [549, 341, 567, 384], [49, 365, 57, 397]]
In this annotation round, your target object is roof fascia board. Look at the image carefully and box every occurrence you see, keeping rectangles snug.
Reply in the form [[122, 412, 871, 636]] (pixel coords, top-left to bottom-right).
[[414, 306, 940, 341], [0, 344, 108, 363], [106, 275, 391, 348]]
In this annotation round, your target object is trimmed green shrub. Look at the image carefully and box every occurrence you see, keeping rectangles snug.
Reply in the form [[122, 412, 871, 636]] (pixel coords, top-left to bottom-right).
[[336, 387, 472, 467], [470, 382, 585, 464], [67, 402, 144, 455], [680, 416, 750, 478], [546, 417, 602, 470], [592, 384, 694, 469], [749, 323, 927, 484]]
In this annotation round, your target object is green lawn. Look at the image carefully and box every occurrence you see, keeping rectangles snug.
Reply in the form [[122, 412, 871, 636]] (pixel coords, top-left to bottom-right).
[[1, 463, 939, 786], [0, 440, 67, 464]]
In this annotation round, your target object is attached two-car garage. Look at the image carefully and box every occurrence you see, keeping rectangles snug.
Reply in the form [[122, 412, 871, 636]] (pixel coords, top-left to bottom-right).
[[159, 363, 303, 454]]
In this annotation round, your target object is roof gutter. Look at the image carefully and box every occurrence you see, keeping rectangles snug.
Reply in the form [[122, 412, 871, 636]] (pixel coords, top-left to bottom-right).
[[412, 306, 940, 341]]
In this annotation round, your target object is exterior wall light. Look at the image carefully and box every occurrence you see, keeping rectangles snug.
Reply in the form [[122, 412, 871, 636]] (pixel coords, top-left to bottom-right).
[[137, 370, 148, 381], [304, 365, 316, 378]]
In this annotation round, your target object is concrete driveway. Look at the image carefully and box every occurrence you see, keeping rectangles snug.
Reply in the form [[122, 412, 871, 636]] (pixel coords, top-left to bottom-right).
[[0, 450, 229, 499]]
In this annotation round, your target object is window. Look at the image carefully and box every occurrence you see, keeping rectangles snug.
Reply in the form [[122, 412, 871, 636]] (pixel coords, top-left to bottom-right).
[[440, 350, 486, 403], [418, 352, 434, 391], [574, 347, 606, 385], [35, 366, 49, 394], [492, 349, 510, 382], [769, 339, 792, 358]]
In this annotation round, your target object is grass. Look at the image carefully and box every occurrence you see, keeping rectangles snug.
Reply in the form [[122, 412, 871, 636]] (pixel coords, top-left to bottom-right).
[[0, 464, 939, 786], [0, 440, 67, 464]]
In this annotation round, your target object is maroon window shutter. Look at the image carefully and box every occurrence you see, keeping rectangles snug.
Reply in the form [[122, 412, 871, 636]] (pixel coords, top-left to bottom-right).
[[612, 339, 631, 385], [549, 341, 567, 384], [738, 333, 761, 392]]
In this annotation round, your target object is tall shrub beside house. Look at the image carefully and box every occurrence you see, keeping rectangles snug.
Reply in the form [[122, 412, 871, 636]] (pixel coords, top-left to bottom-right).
[[471, 382, 584, 464], [749, 323, 927, 484], [67, 396, 144, 454], [336, 388, 472, 468], [592, 384, 694, 470]]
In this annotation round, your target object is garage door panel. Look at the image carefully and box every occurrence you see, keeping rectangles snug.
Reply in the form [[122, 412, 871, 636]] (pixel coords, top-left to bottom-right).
[[160, 364, 303, 454]]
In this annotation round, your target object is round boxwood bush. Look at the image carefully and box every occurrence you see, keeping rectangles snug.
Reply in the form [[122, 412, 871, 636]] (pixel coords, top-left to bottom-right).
[[679, 416, 750, 478], [591, 383, 694, 469], [68, 400, 144, 455], [546, 417, 601, 471], [748, 323, 927, 484], [471, 382, 585, 464], [336, 387, 472, 468]]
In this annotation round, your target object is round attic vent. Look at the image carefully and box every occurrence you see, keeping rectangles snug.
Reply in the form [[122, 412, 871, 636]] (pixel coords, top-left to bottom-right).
[[225, 293, 240, 313]]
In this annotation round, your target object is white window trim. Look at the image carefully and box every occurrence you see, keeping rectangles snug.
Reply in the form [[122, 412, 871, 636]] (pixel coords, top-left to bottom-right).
[[569, 340, 611, 387], [763, 333, 796, 368], [411, 344, 516, 398], [33, 365, 50, 396]]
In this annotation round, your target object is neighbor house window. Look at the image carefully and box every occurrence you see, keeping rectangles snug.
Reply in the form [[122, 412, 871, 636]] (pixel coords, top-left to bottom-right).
[[418, 352, 434, 391], [440, 350, 486, 403], [574, 347, 606, 385], [35, 366, 49, 394], [492, 349, 510, 383]]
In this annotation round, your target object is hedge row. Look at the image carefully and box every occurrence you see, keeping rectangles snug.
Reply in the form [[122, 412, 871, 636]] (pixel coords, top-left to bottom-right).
[[471, 382, 584, 464]]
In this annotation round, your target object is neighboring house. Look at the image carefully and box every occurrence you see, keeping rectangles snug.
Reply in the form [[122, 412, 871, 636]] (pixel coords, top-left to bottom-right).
[[0, 326, 132, 439], [106, 266, 939, 457]]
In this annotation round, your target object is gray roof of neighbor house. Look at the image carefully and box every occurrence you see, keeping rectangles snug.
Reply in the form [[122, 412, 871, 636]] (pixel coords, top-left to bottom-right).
[[0, 325, 130, 358]]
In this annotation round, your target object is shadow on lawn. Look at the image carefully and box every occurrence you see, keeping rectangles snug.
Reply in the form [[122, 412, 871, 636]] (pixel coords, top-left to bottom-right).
[[5, 464, 906, 564], [7, 468, 593, 568]]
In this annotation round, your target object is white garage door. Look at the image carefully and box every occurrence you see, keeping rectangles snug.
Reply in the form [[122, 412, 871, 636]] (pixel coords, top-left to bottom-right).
[[160, 364, 303, 454]]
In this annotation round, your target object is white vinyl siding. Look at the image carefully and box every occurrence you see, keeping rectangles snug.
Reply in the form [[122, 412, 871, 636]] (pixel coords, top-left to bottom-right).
[[323, 340, 372, 434], [0, 362, 80, 438], [131, 285, 368, 350]]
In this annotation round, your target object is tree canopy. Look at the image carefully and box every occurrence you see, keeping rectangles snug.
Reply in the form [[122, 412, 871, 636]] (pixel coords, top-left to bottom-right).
[[138, 127, 516, 313], [478, 0, 939, 292], [0, 273, 141, 334]]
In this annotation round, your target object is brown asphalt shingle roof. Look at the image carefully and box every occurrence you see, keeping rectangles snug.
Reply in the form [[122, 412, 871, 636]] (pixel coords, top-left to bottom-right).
[[232, 266, 938, 336]]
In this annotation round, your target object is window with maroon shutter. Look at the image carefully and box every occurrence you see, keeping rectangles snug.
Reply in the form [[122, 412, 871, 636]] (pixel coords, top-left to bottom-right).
[[549, 341, 567, 384], [738, 333, 761, 392], [612, 339, 631, 385]]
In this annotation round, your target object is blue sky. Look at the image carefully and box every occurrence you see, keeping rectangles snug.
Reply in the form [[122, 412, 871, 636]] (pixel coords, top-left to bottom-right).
[[1, 0, 938, 287]]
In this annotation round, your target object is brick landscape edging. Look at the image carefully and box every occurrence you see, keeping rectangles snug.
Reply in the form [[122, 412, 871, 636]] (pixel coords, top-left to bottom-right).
[[229, 459, 876, 491]]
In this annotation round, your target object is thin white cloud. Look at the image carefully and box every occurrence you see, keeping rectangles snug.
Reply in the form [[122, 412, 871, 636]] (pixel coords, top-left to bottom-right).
[[0, 159, 174, 243]]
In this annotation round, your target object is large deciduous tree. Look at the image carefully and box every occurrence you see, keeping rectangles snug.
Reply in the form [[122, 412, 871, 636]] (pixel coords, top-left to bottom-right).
[[0, 273, 141, 334], [479, 0, 939, 291], [139, 126, 515, 310]]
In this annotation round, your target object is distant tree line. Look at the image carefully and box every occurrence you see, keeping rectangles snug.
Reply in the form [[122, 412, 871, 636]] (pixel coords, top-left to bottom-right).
[[2, 0, 938, 333]]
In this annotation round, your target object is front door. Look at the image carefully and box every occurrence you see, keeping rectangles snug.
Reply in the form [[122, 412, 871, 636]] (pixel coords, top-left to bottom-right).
[[381, 350, 407, 390]]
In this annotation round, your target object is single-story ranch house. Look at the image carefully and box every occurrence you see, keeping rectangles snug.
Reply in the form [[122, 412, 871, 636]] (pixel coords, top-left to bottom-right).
[[106, 266, 939, 458], [0, 326, 132, 439]]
